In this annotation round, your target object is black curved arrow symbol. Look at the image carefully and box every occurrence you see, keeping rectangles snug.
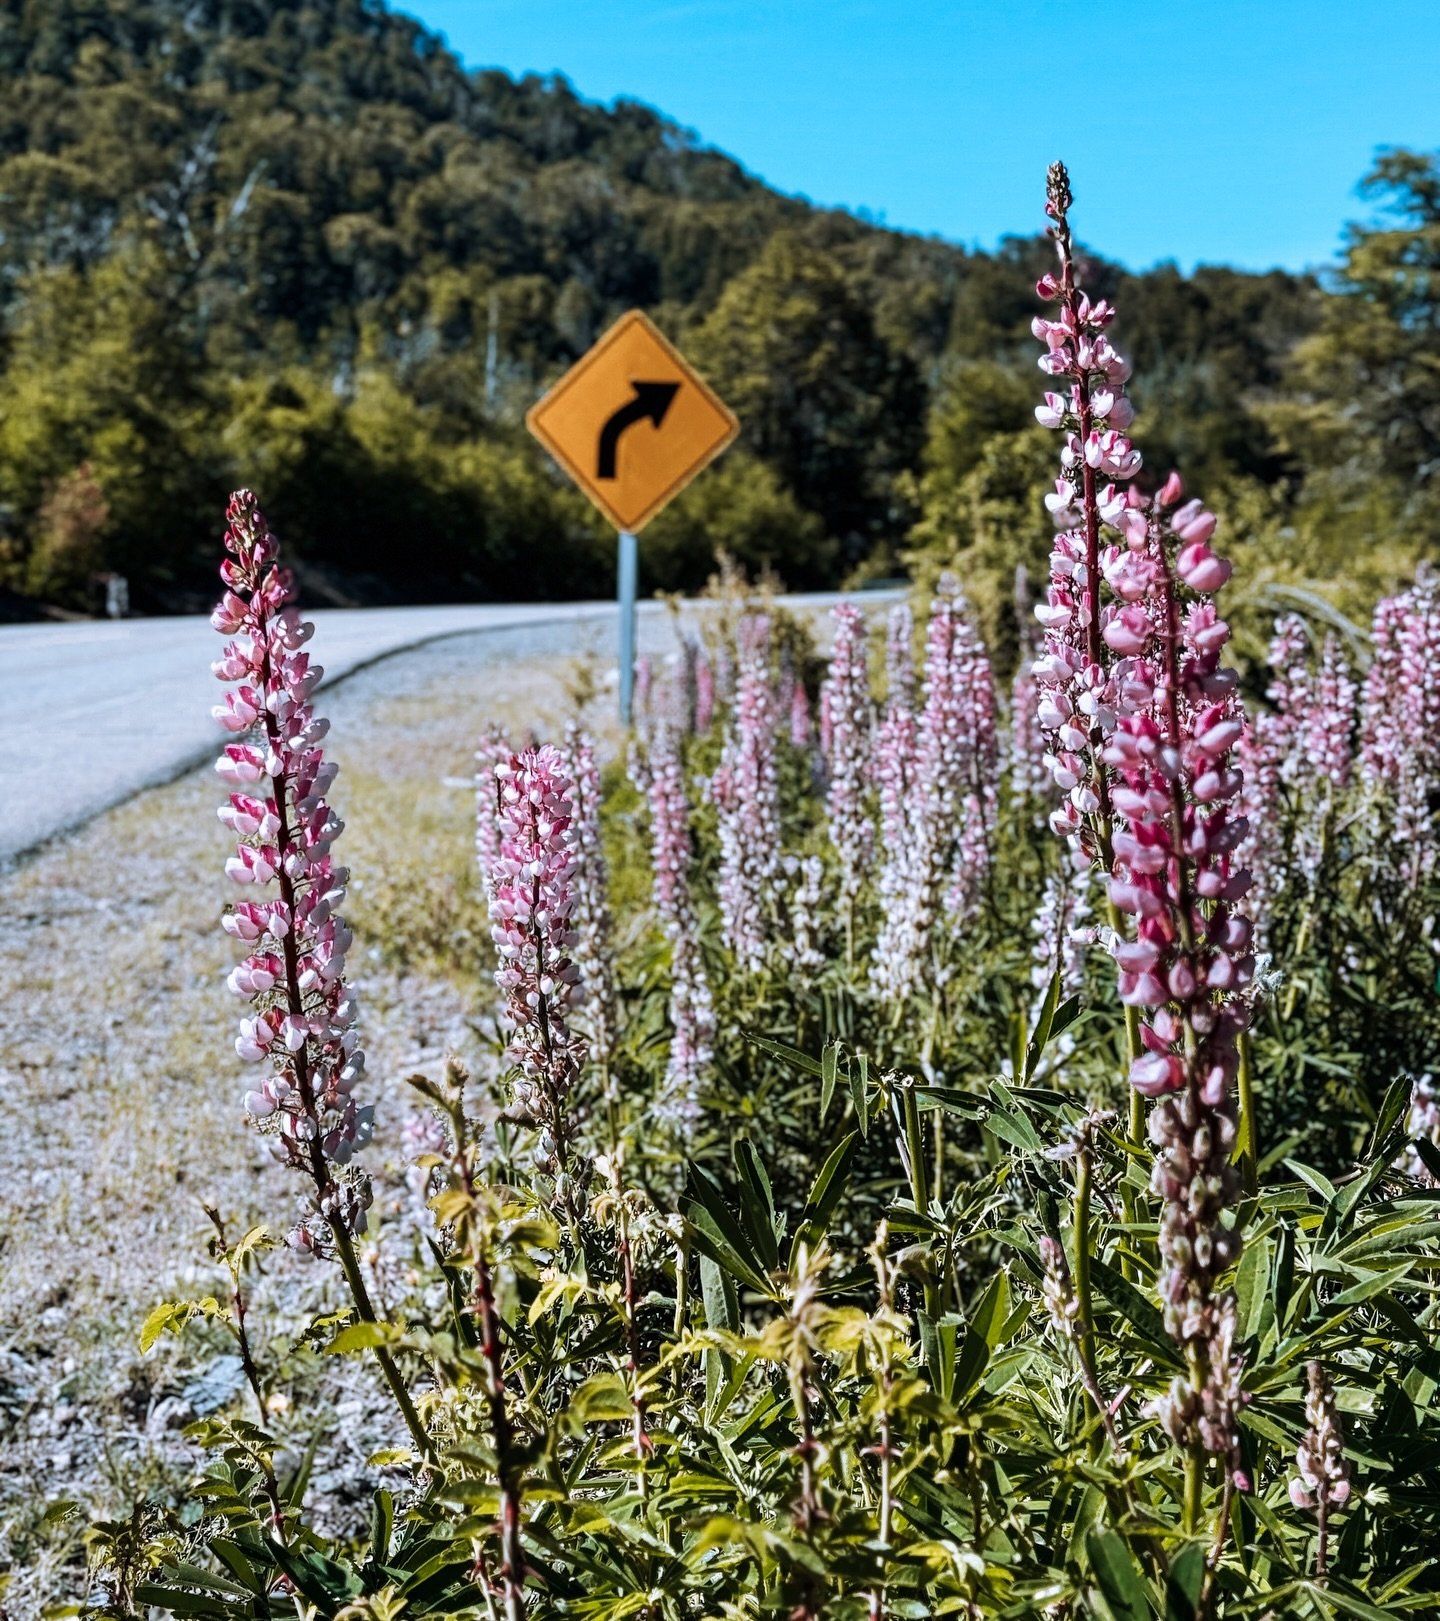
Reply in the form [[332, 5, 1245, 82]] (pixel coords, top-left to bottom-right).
[[596, 380, 680, 479]]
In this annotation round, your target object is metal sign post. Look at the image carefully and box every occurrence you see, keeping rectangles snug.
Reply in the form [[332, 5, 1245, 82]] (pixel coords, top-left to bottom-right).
[[617, 529, 638, 726], [525, 309, 739, 725]]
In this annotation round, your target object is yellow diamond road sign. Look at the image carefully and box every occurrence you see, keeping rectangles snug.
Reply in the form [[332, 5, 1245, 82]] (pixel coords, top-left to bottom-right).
[[526, 310, 739, 534]]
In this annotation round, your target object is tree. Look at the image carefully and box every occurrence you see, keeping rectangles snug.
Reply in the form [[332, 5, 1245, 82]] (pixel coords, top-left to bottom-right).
[[687, 232, 925, 562]]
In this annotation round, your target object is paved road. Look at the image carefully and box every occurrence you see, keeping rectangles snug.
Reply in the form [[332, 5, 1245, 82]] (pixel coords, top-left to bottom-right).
[[2, 593, 889, 862]]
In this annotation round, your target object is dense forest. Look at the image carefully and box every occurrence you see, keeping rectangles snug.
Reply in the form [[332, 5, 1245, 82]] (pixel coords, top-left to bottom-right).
[[0, 0, 1435, 620]]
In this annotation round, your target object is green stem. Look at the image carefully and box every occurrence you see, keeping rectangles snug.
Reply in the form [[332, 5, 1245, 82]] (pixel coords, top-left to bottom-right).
[[1184, 1445, 1205, 1536], [1236, 1029, 1259, 1197], [332, 1225, 436, 1463], [1073, 1152, 1095, 1383], [900, 1080, 943, 1380]]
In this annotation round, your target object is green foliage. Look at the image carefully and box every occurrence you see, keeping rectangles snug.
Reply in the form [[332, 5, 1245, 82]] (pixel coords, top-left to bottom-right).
[[81, 605, 1440, 1617], [4, 1, 1421, 616]]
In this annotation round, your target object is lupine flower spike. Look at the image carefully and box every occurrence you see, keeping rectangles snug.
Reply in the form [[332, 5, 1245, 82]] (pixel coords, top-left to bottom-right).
[[1290, 1360, 1351, 1578], [489, 744, 585, 1177], [565, 723, 619, 1075], [821, 603, 874, 910], [646, 731, 715, 1125], [872, 576, 997, 1000], [709, 614, 782, 971], [213, 490, 374, 1257]]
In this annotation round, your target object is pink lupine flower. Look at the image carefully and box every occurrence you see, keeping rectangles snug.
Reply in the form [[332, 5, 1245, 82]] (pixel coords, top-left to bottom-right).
[[789, 678, 813, 749], [708, 615, 782, 971], [212, 491, 372, 1256], [1308, 636, 1357, 793], [820, 604, 874, 903], [787, 854, 827, 978], [1035, 169, 1250, 1481], [694, 646, 716, 733], [1097, 480, 1252, 1473], [1361, 568, 1440, 880], [885, 602, 915, 715], [564, 723, 618, 1072], [1030, 161, 1145, 857], [1289, 1360, 1351, 1572], [872, 577, 997, 999], [475, 723, 510, 902], [1238, 618, 1359, 943], [645, 731, 715, 1123], [489, 745, 585, 1171]]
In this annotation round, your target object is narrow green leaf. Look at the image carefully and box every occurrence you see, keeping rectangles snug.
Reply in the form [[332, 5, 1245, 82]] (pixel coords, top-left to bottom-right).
[[820, 1042, 839, 1121], [790, 1131, 859, 1269], [740, 1028, 823, 1078], [1086, 1528, 1153, 1621]]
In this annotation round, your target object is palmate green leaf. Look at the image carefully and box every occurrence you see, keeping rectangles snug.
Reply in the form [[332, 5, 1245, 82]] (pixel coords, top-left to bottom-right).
[[1023, 968, 1062, 1081], [853, 1048, 872, 1137], [953, 1268, 1012, 1403], [1285, 1159, 1339, 1205], [1236, 1233, 1273, 1343]]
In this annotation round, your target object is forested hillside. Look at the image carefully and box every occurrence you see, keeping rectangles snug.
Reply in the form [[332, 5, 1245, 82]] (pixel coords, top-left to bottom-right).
[[0, 0, 1433, 616]]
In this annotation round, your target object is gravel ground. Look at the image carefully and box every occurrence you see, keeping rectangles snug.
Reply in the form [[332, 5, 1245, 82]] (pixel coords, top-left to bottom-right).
[[0, 615, 672, 1613]]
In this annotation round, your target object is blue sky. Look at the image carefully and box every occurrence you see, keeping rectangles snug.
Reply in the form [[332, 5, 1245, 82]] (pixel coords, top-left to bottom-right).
[[407, 0, 1438, 274]]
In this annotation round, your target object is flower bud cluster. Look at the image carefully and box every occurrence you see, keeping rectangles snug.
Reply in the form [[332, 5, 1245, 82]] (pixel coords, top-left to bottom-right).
[[564, 723, 618, 1071], [708, 615, 783, 971], [820, 604, 874, 901], [489, 745, 585, 1169], [1289, 1360, 1351, 1513], [211, 490, 373, 1256], [1100, 492, 1252, 1100], [1156, 1293, 1246, 1475], [1038, 1235, 1080, 1336], [1010, 652, 1054, 820], [646, 732, 715, 1123]]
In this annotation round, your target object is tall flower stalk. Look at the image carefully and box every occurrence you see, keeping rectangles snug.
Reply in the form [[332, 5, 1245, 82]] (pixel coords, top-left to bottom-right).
[[646, 731, 715, 1125], [821, 603, 874, 957], [709, 614, 783, 971], [1031, 160, 1147, 1139], [489, 744, 585, 1181], [564, 723, 618, 1079], [1100, 486, 1252, 1518], [871, 576, 996, 1002], [212, 488, 431, 1458], [1361, 568, 1440, 882]]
